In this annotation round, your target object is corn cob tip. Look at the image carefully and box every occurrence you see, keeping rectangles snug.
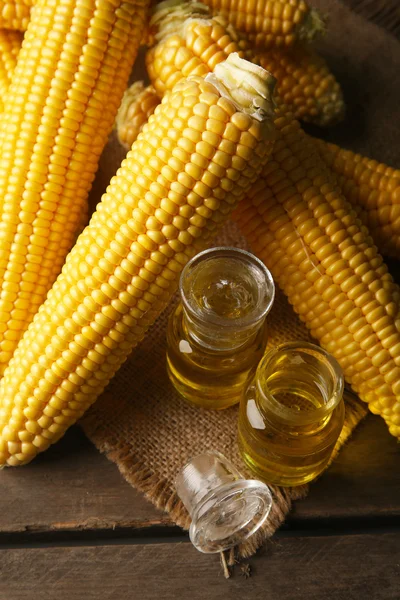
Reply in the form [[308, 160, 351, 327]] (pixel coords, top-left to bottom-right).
[[150, 0, 210, 41], [150, 0, 205, 16], [298, 8, 326, 43], [116, 82, 160, 149], [209, 53, 276, 133], [117, 81, 146, 122], [315, 98, 346, 128], [255, 45, 345, 128]]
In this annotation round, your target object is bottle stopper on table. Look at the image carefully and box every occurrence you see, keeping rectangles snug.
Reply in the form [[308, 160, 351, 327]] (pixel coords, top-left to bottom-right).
[[175, 450, 273, 553]]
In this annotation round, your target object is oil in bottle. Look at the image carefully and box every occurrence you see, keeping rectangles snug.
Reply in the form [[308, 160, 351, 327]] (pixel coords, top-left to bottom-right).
[[166, 247, 275, 409], [238, 342, 345, 486]]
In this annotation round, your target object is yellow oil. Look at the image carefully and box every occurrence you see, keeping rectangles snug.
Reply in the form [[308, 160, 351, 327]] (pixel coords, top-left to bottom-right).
[[189, 257, 258, 320], [238, 350, 345, 486], [166, 256, 269, 410]]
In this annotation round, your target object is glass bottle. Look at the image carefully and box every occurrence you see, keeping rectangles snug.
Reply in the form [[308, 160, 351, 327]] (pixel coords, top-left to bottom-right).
[[238, 342, 345, 486], [175, 451, 273, 553], [166, 247, 275, 410]]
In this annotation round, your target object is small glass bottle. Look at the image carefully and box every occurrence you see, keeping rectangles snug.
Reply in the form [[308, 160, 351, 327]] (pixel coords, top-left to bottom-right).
[[238, 342, 345, 486], [175, 451, 273, 553], [166, 247, 275, 409]]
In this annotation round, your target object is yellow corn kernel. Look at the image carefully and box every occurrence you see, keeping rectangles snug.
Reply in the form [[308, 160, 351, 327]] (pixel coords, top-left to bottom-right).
[[0, 0, 149, 375], [116, 81, 161, 150], [0, 58, 276, 466], [233, 108, 400, 439], [146, 12, 245, 97], [135, 43, 345, 139], [314, 138, 400, 259], [147, 3, 339, 127], [147, 0, 400, 439], [201, 0, 325, 48], [255, 44, 345, 127], [0, 0, 32, 31], [0, 29, 23, 111]]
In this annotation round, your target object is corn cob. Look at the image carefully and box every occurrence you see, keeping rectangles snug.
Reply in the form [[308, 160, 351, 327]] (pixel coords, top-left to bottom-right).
[[314, 138, 400, 258], [146, 2, 250, 97], [201, 0, 325, 48], [146, 0, 400, 438], [233, 124, 400, 439], [0, 0, 33, 31], [119, 43, 344, 143], [0, 0, 327, 45], [0, 0, 158, 39], [255, 45, 344, 127], [113, 93, 394, 257], [147, 1, 342, 127], [0, 56, 276, 466], [0, 28, 22, 111], [114, 86, 400, 262], [116, 81, 160, 150], [0, 0, 150, 375]]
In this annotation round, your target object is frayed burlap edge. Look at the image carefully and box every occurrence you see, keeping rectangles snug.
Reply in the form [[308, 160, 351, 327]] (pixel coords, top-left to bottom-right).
[[82, 388, 368, 566]]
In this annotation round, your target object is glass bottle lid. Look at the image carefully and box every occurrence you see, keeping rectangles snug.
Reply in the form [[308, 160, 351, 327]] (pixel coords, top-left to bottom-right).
[[175, 451, 272, 553]]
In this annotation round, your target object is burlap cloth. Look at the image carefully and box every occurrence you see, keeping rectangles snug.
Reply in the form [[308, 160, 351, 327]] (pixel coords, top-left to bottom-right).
[[80, 0, 400, 564]]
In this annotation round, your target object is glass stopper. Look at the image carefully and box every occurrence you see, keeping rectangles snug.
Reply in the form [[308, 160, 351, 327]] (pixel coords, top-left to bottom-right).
[[175, 450, 272, 553]]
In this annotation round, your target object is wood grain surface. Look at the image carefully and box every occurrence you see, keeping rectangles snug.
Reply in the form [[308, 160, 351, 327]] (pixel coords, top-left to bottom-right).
[[291, 416, 400, 522], [1, 533, 399, 600], [0, 414, 398, 543], [0, 428, 164, 539], [1, 2, 400, 598], [346, 0, 400, 37]]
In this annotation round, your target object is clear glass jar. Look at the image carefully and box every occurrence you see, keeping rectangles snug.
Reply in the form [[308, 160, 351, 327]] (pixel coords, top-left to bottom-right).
[[166, 247, 275, 409], [238, 342, 345, 486]]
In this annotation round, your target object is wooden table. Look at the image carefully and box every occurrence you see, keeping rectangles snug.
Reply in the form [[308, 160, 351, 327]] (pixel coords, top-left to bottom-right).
[[0, 414, 399, 599], [0, 1, 399, 596]]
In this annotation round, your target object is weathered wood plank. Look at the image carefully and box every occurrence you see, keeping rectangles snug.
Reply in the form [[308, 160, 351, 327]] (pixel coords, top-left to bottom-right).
[[344, 0, 400, 38], [1, 533, 399, 599], [292, 415, 400, 521], [0, 417, 400, 534], [0, 427, 166, 536], [0, 413, 399, 539]]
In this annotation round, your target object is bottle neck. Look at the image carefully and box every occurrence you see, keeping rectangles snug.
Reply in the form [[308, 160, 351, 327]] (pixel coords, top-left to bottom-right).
[[177, 246, 275, 353], [251, 343, 343, 430], [253, 384, 333, 434], [182, 305, 265, 352]]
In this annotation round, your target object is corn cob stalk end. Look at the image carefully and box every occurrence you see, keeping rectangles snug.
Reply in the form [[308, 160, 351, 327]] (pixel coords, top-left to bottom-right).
[[298, 8, 326, 43], [209, 53, 276, 137], [149, 0, 210, 42], [116, 81, 160, 149]]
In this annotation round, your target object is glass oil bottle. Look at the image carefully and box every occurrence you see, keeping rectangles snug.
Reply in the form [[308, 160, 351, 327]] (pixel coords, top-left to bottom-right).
[[238, 342, 345, 486], [166, 247, 275, 410]]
